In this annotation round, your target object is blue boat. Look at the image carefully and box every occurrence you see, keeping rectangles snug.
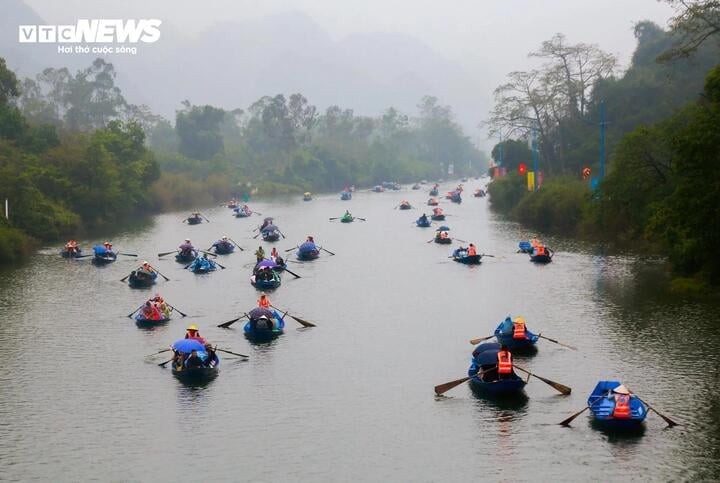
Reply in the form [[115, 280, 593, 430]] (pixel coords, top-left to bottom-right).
[[187, 257, 217, 274], [429, 188, 439, 196], [587, 381, 648, 430], [211, 241, 235, 255], [261, 225, 282, 242], [251, 269, 281, 289], [451, 249, 482, 265], [234, 207, 252, 218], [243, 309, 286, 341], [450, 191, 462, 204], [175, 251, 197, 263], [297, 242, 320, 260], [128, 269, 158, 288], [493, 316, 539, 351], [341, 191, 352, 200], [416, 217, 431, 227], [92, 246, 117, 265], [468, 342, 526, 396]]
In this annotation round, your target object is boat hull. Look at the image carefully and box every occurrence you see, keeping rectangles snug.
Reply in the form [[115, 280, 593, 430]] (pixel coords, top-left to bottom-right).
[[587, 381, 648, 430], [60, 248, 82, 258], [186, 217, 202, 225], [297, 250, 320, 260], [92, 253, 117, 265], [493, 324, 539, 351], [262, 231, 281, 242], [128, 271, 158, 288], [429, 189, 439, 196], [530, 254, 552, 263], [431, 214, 445, 221], [340, 192, 352, 200], [135, 313, 170, 327], [243, 311, 286, 341], [453, 254, 482, 265], [175, 252, 196, 263], [340, 216, 354, 223], [416, 220, 431, 227], [172, 365, 219, 381], [434, 237, 452, 244]]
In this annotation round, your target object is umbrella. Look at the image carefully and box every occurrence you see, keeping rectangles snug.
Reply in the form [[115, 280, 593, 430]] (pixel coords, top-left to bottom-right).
[[437, 225, 451, 232], [256, 259, 277, 269], [172, 339, 206, 353], [249, 307, 274, 320], [299, 242, 317, 251], [264, 217, 274, 222], [472, 342, 502, 365], [261, 224, 278, 233]]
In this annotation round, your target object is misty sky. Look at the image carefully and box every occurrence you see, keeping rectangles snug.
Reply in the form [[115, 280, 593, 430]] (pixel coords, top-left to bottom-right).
[[22, 0, 676, 147]]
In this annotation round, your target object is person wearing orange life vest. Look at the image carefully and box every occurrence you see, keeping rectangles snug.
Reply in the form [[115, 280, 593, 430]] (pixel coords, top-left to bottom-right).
[[185, 325, 206, 344], [611, 385, 633, 419], [530, 237, 540, 249], [467, 244, 477, 256], [258, 292, 271, 308], [140, 260, 155, 273], [497, 346, 513, 379], [270, 247, 279, 261], [512, 316, 528, 340], [535, 245, 547, 256]]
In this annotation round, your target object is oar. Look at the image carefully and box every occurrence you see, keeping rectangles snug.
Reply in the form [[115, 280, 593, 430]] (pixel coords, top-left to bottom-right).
[[434, 367, 493, 396], [229, 238, 244, 251], [514, 365, 571, 395], [217, 313, 250, 328], [254, 212, 262, 216], [559, 391, 611, 426], [158, 358, 174, 367], [285, 246, 299, 253], [199, 250, 218, 257], [213, 261, 226, 270], [451, 238, 467, 243], [158, 250, 178, 257], [283, 267, 302, 279], [469, 335, 494, 345], [356, 217, 367, 221], [167, 303, 187, 317], [118, 252, 138, 257], [75, 254, 95, 258], [120, 272, 132, 282], [127, 304, 145, 318], [426, 238, 436, 243], [149, 265, 170, 281], [277, 230, 286, 239], [201, 214, 211, 222], [320, 247, 336, 256], [253, 233, 261, 239], [270, 305, 316, 327], [215, 348, 249, 359], [626, 389, 678, 427], [537, 334, 577, 350], [145, 348, 171, 357], [329, 217, 340, 221], [480, 253, 496, 258]]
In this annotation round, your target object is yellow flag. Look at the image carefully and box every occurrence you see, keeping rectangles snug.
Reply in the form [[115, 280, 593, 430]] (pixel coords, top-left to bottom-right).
[[527, 171, 535, 191]]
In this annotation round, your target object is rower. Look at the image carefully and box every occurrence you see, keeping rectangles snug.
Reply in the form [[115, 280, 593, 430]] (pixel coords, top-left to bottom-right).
[[185, 350, 204, 368], [512, 316, 527, 340], [185, 325, 206, 344], [306, 235, 315, 243], [179, 239, 195, 256], [103, 241, 113, 251], [258, 292, 271, 308], [141, 260, 155, 273], [610, 385, 633, 419], [270, 247, 279, 261], [419, 213, 428, 223], [467, 244, 477, 256], [497, 345, 513, 380]]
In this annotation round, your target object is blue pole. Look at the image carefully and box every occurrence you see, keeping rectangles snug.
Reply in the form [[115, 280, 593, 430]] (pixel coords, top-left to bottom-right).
[[532, 126, 538, 190], [599, 100, 606, 180]]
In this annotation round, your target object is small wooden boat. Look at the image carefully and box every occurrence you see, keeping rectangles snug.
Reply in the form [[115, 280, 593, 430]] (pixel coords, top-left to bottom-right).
[[412, 184, 420, 190], [251, 269, 281, 289], [427, 198, 439, 206], [518, 241, 533, 254], [429, 188, 439, 196], [474, 189, 486, 198], [468, 342, 526, 396], [530, 250, 553, 264], [399, 202, 412, 210], [187, 258, 217, 274], [135, 312, 170, 327], [262, 229, 281, 242], [340, 191, 352, 200], [234, 208, 252, 218], [340, 214, 354, 223], [372, 185, 384, 192], [92, 247, 117, 265], [493, 318, 539, 351], [431, 213, 446, 221], [452, 251, 482, 265], [243, 310, 286, 341], [303, 192, 312, 201], [212, 242, 235, 255], [60, 247, 82, 258], [434, 235, 452, 244], [128, 269, 158, 288], [186, 215, 203, 225], [416, 217, 431, 227], [175, 251, 197, 263], [297, 242, 320, 260], [587, 381, 648, 430], [450, 192, 462, 204]]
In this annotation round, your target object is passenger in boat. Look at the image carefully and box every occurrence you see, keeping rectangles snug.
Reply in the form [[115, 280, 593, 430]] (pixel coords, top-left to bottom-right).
[[185, 350, 204, 369], [497, 346, 513, 380], [609, 385, 633, 419], [65, 239, 79, 254], [255, 246, 265, 262], [270, 247, 279, 261], [258, 293, 271, 308], [212, 236, 232, 251], [259, 267, 274, 281], [344, 210, 352, 217], [204, 343, 218, 367], [531, 237, 540, 249], [185, 325, 206, 344], [419, 213, 428, 224], [439, 231, 449, 239], [179, 239, 195, 256], [141, 301, 162, 320], [103, 241, 113, 251], [512, 317, 527, 339], [306, 235, 315, 243], [140, 261, 155, 274], [152, 294, 169, 316], [467, 244, 477, 256]]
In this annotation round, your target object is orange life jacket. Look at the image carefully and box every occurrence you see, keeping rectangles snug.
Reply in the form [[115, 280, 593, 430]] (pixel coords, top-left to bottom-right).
[[531, 238, 539, 248], [612, 394, 632, 419], [536, 246, 546, 256], [467, 246, 477, 256], [513, 321, 526, 339], [258, 297, 270, 308], [497, 350, 513, 374]]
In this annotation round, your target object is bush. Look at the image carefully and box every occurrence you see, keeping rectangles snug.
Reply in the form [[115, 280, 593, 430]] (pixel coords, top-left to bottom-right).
[[512, 178, 588, 234], [487, 173, 527, 213], [0, 224, 34, 262]]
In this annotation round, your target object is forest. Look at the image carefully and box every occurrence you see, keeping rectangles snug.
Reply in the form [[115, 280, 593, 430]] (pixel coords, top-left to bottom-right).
[[486, 3, 720, 289], [0, 56, 485, 261]]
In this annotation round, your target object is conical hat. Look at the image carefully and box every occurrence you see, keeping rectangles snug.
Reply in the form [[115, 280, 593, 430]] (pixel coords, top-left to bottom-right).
[[612, 384, 630, 395]]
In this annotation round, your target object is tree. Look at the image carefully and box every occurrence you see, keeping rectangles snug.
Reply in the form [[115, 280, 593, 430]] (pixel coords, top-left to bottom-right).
[[176, 103, 226, 160], [0, 58, 19, 106], [491, 139, 532, 171], [660, 0, 720, 61]]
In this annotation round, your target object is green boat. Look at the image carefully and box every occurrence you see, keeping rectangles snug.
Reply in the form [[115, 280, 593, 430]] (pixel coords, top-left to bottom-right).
[[340, 214, 354, 223]]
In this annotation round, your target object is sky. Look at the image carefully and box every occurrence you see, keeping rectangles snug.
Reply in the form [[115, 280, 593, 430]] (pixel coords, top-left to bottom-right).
[[21, 0, 677, 147]]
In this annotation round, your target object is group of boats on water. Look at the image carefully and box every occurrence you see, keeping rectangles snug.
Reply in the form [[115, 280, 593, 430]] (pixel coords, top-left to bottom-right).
[[58, 178, 677, 431]]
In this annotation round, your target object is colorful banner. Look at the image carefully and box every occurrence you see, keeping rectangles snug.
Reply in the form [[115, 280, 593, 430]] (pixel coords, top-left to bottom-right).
[[527, 171, 535, 191]]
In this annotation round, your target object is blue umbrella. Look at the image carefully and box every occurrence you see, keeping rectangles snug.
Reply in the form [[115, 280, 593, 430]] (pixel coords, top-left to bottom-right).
[[472, 342, 502, 365], [437, 225, 451, 232], [172, 339, 206, 353]]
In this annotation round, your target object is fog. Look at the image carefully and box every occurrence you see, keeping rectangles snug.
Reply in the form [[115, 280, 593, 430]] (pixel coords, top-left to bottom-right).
[[8, 0, 674, 147]]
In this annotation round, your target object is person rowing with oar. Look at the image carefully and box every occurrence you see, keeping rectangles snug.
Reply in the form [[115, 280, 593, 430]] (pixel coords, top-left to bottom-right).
[[179, 239, 197, 258]]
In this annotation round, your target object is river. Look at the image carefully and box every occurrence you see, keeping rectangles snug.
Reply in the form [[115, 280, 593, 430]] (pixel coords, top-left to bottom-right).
[[0, 180, 718, 482]]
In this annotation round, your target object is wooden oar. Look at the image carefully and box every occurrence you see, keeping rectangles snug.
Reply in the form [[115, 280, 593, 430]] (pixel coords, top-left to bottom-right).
[[537, 334, 577, 350], [201, 213, 211, 222], [75, 254, 95, 258], [626, 388, 678, 427], [215, 348, 249, 359], [469, 335, 494, 345], [452, 238, 467, 243], [120, 272, 132, 282], [434, 367, 493, 396], [285, 246, 299, 253], [145, 348, 171, 357], [283, 267, 302, 278], [167, 303, 187, 317], [356, 217, 367, 221], [199, 250, 218, 257], [320, 247, 336, 256], [270, 305, 316, 327], [158, 250, 178, 257], [514, 364, 571, 395], [252, 233, 261, 239], [559, 391, 611, 426], [277, 230, 286, 239], [217, 313, 250, 328], [229, 238, 244, 251], [127, 304, 145, 318], [118, 252, 138, 257], [148, 265, 170, 281], [329, 217, 339, 221], [254, 212, 262, 216], [158, 358, 174, 367], [213, 261, 226, 270]]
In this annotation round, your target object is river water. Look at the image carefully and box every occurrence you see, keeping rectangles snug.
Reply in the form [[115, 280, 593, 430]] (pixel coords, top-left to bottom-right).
[[0, 181, 718, 482]]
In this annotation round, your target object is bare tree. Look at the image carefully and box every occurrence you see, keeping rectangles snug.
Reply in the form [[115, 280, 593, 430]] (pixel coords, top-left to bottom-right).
[[660, 0, 720, 60]]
